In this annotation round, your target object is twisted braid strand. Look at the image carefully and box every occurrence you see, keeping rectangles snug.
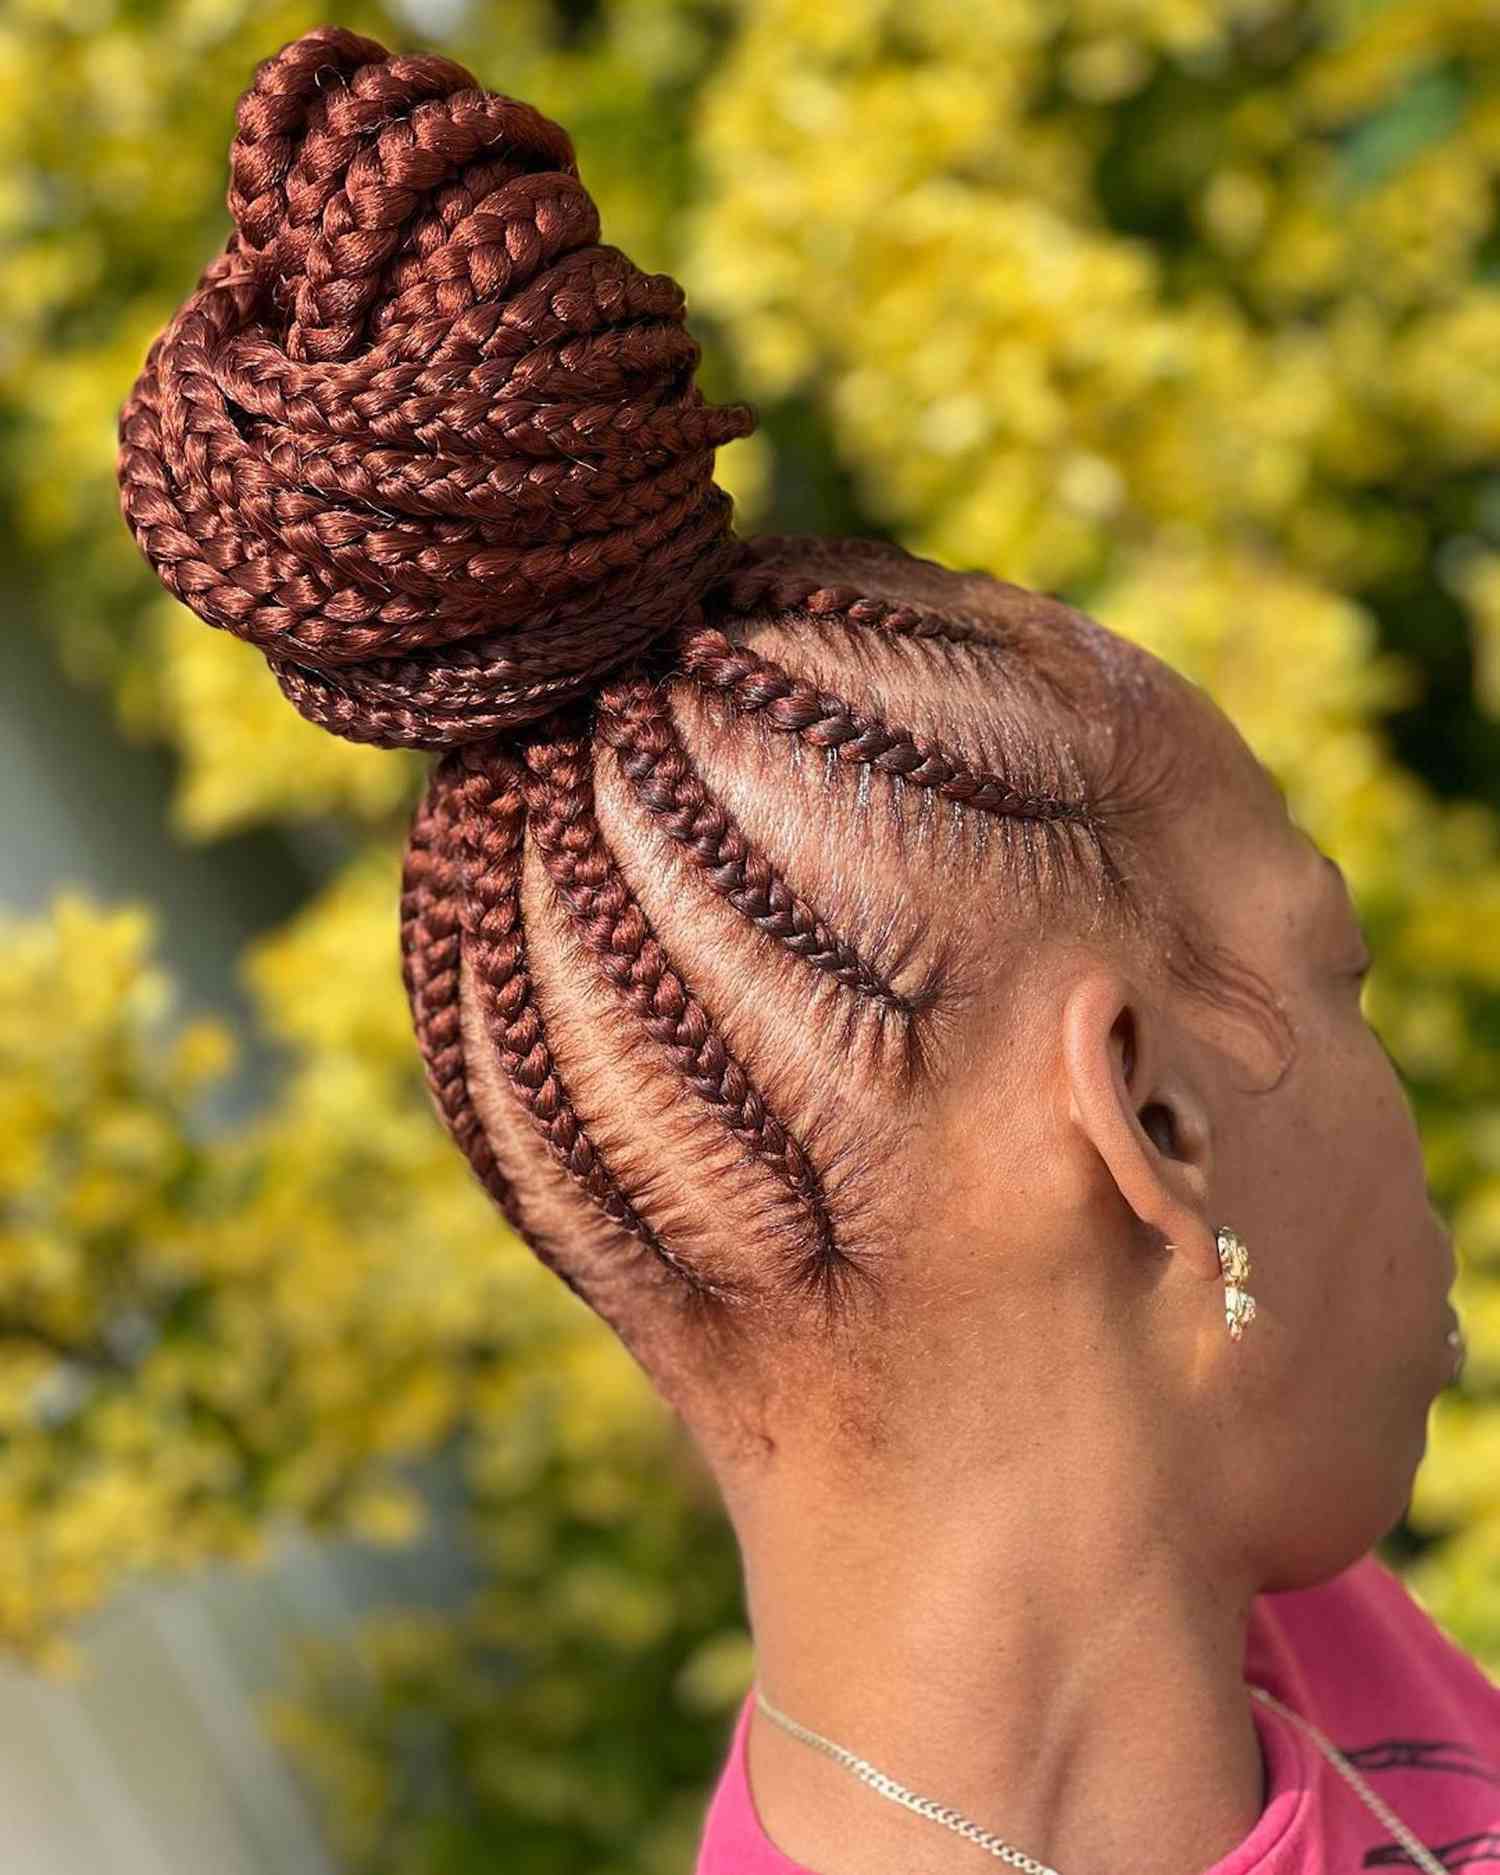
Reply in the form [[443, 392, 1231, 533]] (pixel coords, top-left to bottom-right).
[[595, 674, 926, 1018], [517, 718, 875, 1316], [410, 744, 738, 1305], [400, 770, 523, 1228], [116, 24, 756, 750], [679, 627, 1093, 823], [712, 541, 1015, 647]]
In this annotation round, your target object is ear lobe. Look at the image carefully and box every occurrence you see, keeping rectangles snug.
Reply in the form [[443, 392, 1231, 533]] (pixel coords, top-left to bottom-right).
[[1061, 969, 1220, 1285]]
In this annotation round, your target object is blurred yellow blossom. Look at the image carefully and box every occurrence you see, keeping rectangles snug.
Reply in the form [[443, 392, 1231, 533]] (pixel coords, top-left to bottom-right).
[[2, 2, 1499, 1869]]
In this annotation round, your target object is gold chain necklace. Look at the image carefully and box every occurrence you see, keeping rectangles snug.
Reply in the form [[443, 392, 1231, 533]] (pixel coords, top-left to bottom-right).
[[755, 1681, 1448, 1874]]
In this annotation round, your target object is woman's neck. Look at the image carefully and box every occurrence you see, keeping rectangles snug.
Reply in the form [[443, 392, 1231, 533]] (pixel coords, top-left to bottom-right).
[[730, 1454, 1268, 1875]]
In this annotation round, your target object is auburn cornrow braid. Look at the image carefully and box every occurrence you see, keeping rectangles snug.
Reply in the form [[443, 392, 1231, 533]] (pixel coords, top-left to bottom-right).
[[677, 627, 1095, 826], [400, 762, 634, 1310], [515, 716, 877, 1318], [438, 740, 745, 1309], [709, 541, 1116, 727], [595, 673, 927, 1019], [398, 771, 520, 1226], [713, 543, 1010, 647]]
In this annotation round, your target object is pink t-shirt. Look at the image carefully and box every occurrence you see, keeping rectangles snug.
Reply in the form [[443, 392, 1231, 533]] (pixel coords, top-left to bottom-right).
[[695, 1550, 1500, 1873]]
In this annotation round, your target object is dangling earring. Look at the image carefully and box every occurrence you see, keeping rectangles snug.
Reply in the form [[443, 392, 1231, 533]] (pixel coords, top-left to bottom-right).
[[1216, 1225, 1257, 1341]]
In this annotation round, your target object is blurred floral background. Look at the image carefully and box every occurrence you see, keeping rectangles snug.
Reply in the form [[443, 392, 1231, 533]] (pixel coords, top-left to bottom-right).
[[2, 0, 1499, 1868]]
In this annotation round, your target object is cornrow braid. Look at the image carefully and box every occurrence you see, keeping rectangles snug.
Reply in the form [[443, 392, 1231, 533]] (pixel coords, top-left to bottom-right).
[[517, 709, 875, 1317], [677, 625, 1095, 823], [441, 740, 747, 1309], [399, 754, 689, 1311], [597, 676, 918, 1014], [712, 534, 1030, 645], [398, 769, 516, 1223], [118, 26, 1290, 1458]]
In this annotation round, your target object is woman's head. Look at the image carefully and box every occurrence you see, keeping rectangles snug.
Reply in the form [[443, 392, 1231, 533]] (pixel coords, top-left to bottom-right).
[[903, 651, 1457, 1589], [119, 25, 1455, 1592]]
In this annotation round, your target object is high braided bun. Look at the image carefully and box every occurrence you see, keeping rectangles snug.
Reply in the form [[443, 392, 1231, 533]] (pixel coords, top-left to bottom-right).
[[116, 25, 757, 751]]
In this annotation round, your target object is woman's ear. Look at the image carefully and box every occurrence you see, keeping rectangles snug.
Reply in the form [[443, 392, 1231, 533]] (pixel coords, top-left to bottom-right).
[[1060, 969, 1221, 1285]]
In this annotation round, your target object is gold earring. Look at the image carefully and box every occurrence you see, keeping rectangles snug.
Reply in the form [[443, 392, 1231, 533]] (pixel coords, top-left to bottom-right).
[[1216, 1225, 1257, 1341]]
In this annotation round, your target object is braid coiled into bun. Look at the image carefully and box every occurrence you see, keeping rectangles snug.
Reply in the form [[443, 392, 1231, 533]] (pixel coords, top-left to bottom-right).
[[116, 23, 756, 751]]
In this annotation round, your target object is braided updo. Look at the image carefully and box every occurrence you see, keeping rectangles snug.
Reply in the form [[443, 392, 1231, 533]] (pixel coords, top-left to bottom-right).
[[116, 23, 755, 749], [117, 27, 1285, 1466]]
